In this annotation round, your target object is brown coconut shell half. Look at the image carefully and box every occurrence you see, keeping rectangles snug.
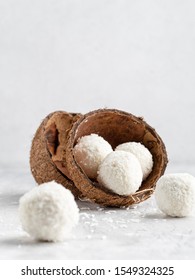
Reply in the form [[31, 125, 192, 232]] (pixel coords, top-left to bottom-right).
[[66, 109, 168, 207], [30, 111, 82, 198]]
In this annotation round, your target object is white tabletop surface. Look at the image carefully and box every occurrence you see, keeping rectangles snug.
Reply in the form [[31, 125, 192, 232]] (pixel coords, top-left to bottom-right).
[[0, 0, 195, 262], [0, 163, 195, 260]]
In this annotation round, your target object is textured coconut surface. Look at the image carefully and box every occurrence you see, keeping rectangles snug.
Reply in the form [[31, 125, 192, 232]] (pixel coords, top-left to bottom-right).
[[30, 111, 82, 198], [0, 164, 195, 260]]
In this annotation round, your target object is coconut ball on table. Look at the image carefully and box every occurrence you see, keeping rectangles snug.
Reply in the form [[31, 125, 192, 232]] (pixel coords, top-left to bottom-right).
[[97, 150, 143, 196], [19, 181, 79, 242], [155, 173, 195, 217], [74, 133, 113, 179]]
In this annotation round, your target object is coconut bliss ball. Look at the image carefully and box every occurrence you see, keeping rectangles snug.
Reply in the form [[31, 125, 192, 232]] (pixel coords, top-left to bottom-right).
[[19, 181, 79, 242], [115, 142, 153, 180], [74, 133, 113, 179], [155, 173, 195, 217], [97, 151, 143, 196]]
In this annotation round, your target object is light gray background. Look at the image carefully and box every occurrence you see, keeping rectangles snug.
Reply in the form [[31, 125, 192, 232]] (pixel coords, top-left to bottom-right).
[[0, 0, 195, 167], [0, 0, 195, 260]]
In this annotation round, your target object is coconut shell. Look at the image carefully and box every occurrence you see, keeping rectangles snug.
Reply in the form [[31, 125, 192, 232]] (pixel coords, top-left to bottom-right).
[[30, 111, 82, 198], [66, 109, 168, 207]]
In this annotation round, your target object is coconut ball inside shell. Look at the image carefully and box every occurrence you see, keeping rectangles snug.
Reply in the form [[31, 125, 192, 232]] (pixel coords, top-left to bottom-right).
[[97, 151, 143, 196], [115, 142, 153, 180], [66, 108, 168, 207], [74, 133, 113, 179]]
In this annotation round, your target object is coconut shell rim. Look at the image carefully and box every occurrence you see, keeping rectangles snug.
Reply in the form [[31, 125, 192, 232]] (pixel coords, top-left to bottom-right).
[[65, 108, 168, 206]]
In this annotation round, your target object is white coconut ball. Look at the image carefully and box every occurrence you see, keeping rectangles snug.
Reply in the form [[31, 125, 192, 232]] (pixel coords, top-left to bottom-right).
[[155, 173, 195, 217], [19, 181, 79, 242], [74, 133, 113, 179], [115, 142, 153, 180], [97, 151, 143, 196]]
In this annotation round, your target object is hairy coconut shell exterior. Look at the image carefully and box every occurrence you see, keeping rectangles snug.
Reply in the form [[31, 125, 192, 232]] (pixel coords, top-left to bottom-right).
[[66, 109, 168, 207], [30, 111, 82, 198], [30, 108, 168, 207]]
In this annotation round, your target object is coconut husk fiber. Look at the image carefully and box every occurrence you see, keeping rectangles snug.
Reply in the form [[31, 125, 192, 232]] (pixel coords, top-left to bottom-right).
[[30, 111, 82, 198], [30, 108, 168, 207], [66, 109, 168, 207]]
